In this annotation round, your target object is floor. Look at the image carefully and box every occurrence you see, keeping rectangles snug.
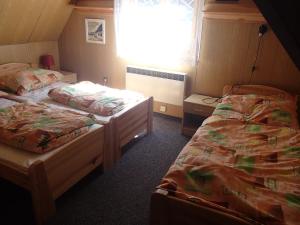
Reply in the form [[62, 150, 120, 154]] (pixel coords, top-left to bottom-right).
[[0, 114, 189, 225]]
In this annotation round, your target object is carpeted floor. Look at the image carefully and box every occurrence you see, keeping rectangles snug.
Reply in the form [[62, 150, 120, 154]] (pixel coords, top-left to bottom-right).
[[0, 114, 189, 225]]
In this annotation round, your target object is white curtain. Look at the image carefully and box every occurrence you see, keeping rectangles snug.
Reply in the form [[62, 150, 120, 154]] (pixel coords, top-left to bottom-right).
[[114, 0, 202, 68]]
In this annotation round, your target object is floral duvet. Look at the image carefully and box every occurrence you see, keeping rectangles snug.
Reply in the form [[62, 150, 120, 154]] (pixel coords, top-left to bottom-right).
[[48, 81, 143, 116], [158, 89, 300, 225], [0, 103, 96, 153]]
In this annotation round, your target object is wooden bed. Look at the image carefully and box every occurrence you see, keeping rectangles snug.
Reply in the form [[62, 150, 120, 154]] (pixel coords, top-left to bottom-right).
[[6, 95, 153, 169], [43, 95, 153, 169], [150, 85, 300, 225], [0, 63, 153, 169], [0, 96, 152, 225], [0, 122, 104, 225]]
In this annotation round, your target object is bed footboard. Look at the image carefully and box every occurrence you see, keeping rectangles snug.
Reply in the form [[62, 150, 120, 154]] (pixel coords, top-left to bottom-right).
[[0, 125, 105, 225], [113, 97, 153, 161], [150, 189, 253, 225]]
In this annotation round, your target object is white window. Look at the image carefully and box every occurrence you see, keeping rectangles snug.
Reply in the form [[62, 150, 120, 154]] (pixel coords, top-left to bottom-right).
[[114, 0, 202, 68]]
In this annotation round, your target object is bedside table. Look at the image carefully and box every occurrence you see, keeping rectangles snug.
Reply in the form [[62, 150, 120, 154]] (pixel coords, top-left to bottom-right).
[[182, 94, 219, 137], [59, 70, 77, 83]]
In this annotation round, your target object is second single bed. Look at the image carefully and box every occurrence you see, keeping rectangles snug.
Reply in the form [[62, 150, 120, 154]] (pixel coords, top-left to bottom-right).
[[151, 85, 300, 225]]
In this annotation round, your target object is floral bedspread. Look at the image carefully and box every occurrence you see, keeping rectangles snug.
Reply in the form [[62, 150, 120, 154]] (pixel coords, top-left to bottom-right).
[[48, 81, 143, 116], [213, 93, 299, 129], [0, 103, 96, 153], [158, 93, 300, 225]]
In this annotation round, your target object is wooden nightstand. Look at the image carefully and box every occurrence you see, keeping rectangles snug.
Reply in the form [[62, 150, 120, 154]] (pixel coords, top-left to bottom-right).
[[182, 94, 219, 137], [59, 70, 77, 83]]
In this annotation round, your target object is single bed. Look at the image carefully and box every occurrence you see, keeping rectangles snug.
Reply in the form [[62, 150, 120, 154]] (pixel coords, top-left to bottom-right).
[[0, 63, 153, 168], [151, 85, 300, 225], [0, 98, 105, 225]]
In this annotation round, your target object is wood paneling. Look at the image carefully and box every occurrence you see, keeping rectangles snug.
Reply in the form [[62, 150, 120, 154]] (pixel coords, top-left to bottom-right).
[[194, 18, 261, 97], [59, 10, 125, 88], [0, 0, 73, 45], [30, 0, 73, 42], [60, 0, 300, 101], [251, 29, 300, 93], [193, 1, 300, 97], [0, 41, 60, 69], [153, 101, 183, 118]]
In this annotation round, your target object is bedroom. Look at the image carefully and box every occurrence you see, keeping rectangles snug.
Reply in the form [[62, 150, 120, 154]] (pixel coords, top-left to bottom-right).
[[0, 0, 299, 225]]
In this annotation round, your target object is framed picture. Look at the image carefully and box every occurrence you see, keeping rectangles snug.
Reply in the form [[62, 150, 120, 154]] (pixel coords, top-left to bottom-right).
[[85, 18, 105, 44]]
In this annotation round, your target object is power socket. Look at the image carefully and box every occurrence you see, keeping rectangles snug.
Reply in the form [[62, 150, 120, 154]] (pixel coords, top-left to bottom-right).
[[160, 105, 167, 112]]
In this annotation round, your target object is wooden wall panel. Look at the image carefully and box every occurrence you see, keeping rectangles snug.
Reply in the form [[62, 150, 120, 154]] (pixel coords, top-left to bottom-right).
[[30, 0, 73, 42], [194, 18, 260, 97], [193, 17, 300, 97], [59, 10, 125, 88], [251, 30, 300, 93], [0, 41, 60, 69], [0, 0, 72, 45], [0, 0, 44, 44]]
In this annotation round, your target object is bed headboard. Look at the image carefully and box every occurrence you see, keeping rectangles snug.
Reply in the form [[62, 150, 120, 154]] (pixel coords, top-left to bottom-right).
[[0, 41, 60, 70], [223, 85, 293, 96]]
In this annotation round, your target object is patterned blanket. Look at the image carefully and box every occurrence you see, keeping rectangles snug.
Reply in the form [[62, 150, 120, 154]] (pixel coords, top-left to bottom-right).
[[159, 93, 300, 225], [48, 81, 143, 116], [0, 103, 96, 153]]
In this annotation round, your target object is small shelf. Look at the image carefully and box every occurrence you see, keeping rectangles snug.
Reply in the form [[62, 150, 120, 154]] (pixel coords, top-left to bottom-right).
[[181, 94, 217, 137], [203, 0, 265, 22], [73, 6, 113, 13]]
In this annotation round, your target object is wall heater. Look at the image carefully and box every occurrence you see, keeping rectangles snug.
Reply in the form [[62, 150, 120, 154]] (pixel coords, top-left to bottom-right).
[[125, 66, 186, 106]]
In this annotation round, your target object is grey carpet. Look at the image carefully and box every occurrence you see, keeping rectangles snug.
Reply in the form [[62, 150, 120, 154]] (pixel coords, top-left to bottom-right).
[[0, 114, 189, 225]]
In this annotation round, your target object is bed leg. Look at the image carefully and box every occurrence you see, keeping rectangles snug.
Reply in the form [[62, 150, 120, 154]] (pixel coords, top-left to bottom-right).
[[29, 161, 56, 225], [150, 190, 169, 225], [103, 121, 117, 170], [147, 97, 153, 134], [113, 117, 122, 162]]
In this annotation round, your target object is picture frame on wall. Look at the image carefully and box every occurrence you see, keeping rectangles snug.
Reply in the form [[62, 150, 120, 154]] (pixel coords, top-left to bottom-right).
[[85, 18, 105, 44]]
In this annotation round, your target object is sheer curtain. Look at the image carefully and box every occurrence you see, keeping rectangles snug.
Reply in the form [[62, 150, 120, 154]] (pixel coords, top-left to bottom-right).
[[114, 0, 202, 69]]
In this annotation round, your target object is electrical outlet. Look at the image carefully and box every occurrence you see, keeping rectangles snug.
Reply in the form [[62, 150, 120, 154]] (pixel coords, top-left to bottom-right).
[[160, 105, 167, 112]]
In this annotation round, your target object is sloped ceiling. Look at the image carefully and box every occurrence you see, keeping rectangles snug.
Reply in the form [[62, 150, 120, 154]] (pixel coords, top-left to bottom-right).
[[253, 0, 300, 70], [0, 0, 73, 45]]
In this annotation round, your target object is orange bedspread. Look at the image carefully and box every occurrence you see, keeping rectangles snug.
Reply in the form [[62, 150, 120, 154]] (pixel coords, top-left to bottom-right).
[[48, 81, 143, 116], [0, 103, 96, 153], [159, 91, 300, 225]]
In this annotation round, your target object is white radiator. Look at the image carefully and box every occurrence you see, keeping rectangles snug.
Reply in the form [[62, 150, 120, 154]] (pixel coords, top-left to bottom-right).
[[125, 66, 186, 106]]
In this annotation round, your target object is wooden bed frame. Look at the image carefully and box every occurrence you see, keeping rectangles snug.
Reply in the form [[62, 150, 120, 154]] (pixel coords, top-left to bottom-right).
[[106, 96, 153, 167], [150, 85, 292, 225], [2, 91, 153, 170], [151, 189, 255, 225], [0, 125, 104, 225], [0, 95, 152, 224]]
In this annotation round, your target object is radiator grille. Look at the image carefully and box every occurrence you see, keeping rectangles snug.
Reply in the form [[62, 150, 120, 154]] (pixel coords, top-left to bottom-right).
[[126, 66, 185, 81]]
